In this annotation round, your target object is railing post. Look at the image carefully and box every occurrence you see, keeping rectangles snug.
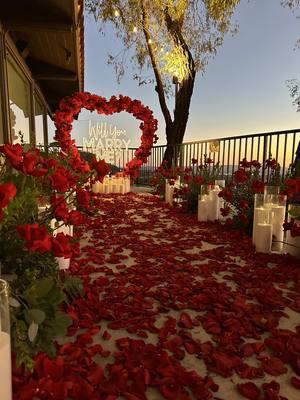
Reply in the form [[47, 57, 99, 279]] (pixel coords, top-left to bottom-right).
[[261, 135, 268, 181]]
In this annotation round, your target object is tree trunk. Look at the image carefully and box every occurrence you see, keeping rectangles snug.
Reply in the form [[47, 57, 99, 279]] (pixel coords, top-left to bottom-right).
[[163, 70, 195, 168]]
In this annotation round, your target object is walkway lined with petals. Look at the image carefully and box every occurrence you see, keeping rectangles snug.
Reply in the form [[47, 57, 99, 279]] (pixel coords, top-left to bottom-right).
[[14, 193, 300, 400]]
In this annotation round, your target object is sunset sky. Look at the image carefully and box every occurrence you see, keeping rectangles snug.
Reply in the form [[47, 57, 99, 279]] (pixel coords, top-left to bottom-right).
[[61, 0, 300, 149]]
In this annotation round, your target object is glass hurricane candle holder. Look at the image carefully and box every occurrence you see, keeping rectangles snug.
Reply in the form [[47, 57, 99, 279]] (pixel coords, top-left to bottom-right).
[[0, 279, 12, 400], [199, 184, 210, 201], [264, 185, 280, 195]]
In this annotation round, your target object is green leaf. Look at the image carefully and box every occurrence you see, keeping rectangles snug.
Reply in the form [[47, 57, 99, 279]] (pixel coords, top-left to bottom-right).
[[53, 311, 72, 337], [28, 321, 39, 342], [9, 297, 20, 307], [27, 309, 46, 325]]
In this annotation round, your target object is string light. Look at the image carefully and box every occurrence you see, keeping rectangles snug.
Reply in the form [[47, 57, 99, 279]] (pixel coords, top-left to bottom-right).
[[114, 9, 120, 17], [160, 47, 164, 52], [148, 38, 152, 44], [133, 26, 138, 33]]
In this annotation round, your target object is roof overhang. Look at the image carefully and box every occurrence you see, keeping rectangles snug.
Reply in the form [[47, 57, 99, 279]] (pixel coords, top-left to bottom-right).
[[0, 0, 84, 113]]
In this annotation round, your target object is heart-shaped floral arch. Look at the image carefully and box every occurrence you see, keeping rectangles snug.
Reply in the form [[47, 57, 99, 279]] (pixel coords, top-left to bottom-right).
[[54, 92, 158, 178]]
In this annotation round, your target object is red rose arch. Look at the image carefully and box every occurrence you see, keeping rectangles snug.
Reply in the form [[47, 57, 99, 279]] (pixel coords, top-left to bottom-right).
[[54, 92, 158, 178]]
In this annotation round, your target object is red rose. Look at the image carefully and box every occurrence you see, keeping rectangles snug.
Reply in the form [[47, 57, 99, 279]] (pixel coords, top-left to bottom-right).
[[234, 168, 249, 183], [49, 167, 75, 192], [252, 180, 265, 193], [17, 224, 52, 253], [239, 200, 249, 209], [0, 183, 17, 208], [91, 158, 110, 182], [68, 210, 85, 225], [291, 222, 300, 237], [239, 158, 251, 168], [76, 189, 90, 208], [220, 207, 230, 216], [266, 158, 278, 170], [251, 160, 261, 169], [54, 201, 69, 222], [195, 176, 204, 184], [52, 233, 72, 258], [219, 188, 234, 202], [0, 143, 23, 168]]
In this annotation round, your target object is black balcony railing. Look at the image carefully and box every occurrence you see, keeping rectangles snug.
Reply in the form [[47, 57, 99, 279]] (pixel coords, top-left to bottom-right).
[[45, 128, 300, 185]]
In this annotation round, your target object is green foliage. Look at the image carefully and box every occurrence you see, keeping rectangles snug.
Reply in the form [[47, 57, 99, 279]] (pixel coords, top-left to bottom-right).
[[0, 162, 83, 370], [10, 275, 73, 370], [86, 0, 240, 86]]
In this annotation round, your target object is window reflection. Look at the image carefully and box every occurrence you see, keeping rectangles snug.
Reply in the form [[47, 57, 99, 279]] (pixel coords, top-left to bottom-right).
[[34, 96, 45, 147], [7, 55, 31, 144]]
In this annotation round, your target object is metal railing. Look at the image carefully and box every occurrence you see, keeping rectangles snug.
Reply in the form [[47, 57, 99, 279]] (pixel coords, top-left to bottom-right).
[[136, 128, 300, 184], [45, 128, 300, 185]]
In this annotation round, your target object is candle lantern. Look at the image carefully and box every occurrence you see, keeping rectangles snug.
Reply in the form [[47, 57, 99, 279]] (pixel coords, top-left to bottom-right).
[[198, 185, 210, 222], [0, 279, 12, 400], [215, 180, 225, 188], [255, 207, 273, 253], [271, 195, 287, 252], [253, 194, 266, 245], [264, 185, 280, 195]]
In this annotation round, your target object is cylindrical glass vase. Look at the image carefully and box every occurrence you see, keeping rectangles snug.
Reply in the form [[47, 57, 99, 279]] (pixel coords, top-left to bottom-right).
[[0, 279, 12, 400], [264, 185, 280, 195]]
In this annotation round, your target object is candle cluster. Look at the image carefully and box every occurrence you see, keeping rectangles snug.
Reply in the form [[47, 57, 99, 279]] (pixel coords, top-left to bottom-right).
[[92, 175, 131, 195], [198, 181, 225, 222], [253, 189, 287, 254], [165, 178, 181, 205]]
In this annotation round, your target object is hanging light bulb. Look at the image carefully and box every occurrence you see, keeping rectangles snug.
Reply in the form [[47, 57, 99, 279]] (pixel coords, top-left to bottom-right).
[[114, 9, 120, 17]]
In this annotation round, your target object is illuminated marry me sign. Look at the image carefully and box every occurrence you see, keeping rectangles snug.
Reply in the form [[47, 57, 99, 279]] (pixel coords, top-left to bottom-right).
[[82, 120, 131, 164]]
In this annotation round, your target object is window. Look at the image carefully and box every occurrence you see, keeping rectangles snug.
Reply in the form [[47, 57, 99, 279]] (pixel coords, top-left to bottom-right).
[[7, 54, 31, 144], [34, 95, 45, 147]]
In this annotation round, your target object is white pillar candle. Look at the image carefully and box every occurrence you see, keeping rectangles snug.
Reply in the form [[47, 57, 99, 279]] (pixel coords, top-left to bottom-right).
[[271, 206, 286, 252], [272, 222, 284, 252], [104, 184, 110, 194], [271, 206, 286, 224], [207, 189, 220, 221], [165, 181, 170, 203], [198, 199, 208, 222], [168, 185, 174, 206], [112, 184, 118, 193], [92, 182, 98, 193], [55, 257, 70, 270], [0, 331, 12, 400], [126, 178, 131, 193], [98, 182, 104, 194], [218, 198, 225, 221], [253, 207, 264, 245], [255, 223, 272, 253], [120, 184, 125, 195]]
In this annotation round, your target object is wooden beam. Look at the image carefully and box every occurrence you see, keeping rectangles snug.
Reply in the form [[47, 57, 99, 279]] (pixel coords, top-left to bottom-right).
[[27, 58, 77, 81], [4, 19, 73, 33], [35, 73, 77, 81]]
